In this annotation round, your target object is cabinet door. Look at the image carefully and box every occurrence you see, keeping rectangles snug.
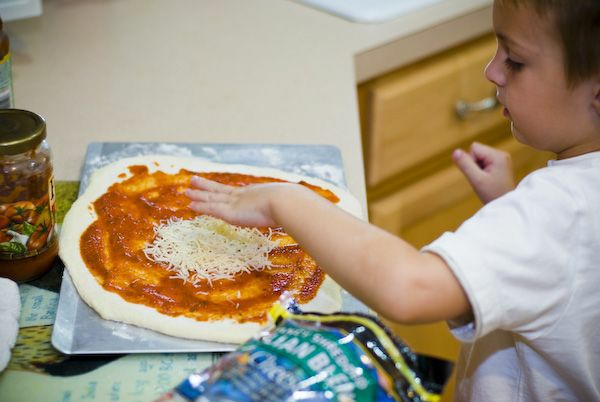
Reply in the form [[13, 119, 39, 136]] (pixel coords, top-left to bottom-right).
[[361, 35, 505, 188], [369, 137, 551, 247]]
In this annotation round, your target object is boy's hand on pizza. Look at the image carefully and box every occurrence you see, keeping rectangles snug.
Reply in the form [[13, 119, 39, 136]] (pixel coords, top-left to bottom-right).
[[452, 142, 515, 204], [186, 176, 283, 228]]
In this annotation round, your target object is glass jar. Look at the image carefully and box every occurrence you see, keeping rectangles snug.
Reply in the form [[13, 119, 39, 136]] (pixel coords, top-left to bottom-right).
[[0, 109, 58, 281]]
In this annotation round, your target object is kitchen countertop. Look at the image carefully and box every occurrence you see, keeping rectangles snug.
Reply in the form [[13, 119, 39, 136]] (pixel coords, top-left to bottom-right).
[[6, 0, 493, 209]]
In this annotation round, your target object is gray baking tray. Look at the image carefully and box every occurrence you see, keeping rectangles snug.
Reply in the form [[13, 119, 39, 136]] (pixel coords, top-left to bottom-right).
[[52, 143, 369, 354]]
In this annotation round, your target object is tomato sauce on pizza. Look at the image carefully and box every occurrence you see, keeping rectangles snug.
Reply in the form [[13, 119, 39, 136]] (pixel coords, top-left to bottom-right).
[[79, 165, 339, 324]]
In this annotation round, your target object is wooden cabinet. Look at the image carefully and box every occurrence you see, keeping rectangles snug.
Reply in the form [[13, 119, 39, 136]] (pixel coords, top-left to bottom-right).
[[361, 35, 505, 190], [370, 137, 551, 247], [358, 33, 552, 401]]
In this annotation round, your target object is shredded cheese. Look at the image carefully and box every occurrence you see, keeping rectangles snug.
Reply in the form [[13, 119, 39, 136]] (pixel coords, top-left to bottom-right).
[[144, 216, 279, 286]]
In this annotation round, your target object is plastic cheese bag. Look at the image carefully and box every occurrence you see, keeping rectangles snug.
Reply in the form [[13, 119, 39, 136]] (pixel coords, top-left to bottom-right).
[[155, 296, 453, 402]]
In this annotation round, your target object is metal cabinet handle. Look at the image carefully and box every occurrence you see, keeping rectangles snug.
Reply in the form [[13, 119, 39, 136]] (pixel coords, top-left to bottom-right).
[[454, 94, 499, 120]]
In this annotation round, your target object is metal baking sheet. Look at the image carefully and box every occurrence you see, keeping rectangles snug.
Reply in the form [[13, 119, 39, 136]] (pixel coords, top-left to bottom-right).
[[52, 142, 370, 355]]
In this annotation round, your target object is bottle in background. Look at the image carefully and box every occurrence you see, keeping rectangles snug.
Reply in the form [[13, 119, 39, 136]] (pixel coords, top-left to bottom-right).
[[0, 16, 13, 108]]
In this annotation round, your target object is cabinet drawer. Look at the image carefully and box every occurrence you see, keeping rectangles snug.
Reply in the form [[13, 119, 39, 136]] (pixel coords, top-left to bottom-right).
[[369, 138, 551, 247], [361, 35, 504, 188]]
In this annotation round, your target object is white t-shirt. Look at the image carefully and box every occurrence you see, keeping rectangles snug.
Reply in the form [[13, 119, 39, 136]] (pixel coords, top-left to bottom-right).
[[423, 152, 600, 401]]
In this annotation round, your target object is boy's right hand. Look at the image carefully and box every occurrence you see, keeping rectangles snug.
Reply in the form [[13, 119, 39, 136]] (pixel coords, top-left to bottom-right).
[[452, 142, 515, 204], [185, 176, 312, 228], [186, 176, 280, 227]]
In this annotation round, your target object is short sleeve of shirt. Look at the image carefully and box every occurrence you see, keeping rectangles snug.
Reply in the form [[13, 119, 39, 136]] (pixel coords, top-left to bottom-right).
[[423, 168, 580, 341]]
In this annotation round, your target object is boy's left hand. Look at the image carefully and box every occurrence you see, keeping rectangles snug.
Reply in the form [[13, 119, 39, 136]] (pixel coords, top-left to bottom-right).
[[452, 142, 515, 203]]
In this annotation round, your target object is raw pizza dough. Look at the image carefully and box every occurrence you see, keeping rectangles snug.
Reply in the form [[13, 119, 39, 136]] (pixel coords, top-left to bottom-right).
[[59, 155, 363, 344]]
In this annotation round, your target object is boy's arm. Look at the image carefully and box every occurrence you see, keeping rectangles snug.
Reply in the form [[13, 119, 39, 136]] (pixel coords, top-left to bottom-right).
[[187, 177, 471, 324]]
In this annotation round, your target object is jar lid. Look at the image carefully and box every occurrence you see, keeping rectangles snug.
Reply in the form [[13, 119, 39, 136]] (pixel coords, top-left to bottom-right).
[[0, 109, 47, 155]]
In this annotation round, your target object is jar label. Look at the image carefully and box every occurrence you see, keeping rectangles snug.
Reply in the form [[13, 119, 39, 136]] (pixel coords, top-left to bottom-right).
[[0, 176, 56, 259], [0, 52, 13, 108]]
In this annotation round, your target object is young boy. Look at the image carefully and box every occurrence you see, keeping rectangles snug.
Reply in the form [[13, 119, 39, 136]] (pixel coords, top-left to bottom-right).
[[187, 0, 600, 399]]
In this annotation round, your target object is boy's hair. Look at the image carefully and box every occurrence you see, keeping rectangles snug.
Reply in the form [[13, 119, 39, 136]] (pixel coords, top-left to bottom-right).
[[499, 0, 600, 86]]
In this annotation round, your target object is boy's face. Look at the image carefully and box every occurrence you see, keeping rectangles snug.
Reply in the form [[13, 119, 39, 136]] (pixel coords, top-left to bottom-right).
[[485, 1, 600, 159]]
